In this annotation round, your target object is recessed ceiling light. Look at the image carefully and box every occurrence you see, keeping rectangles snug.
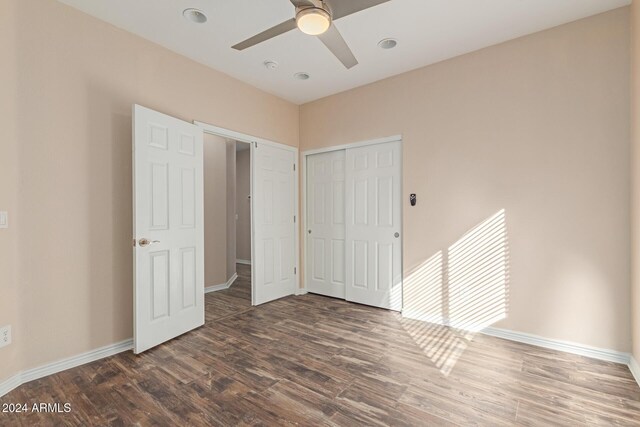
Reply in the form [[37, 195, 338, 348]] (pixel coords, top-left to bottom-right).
[[294, 72, 310, 80], [183, 8, 207, 24], [378, 38, 398, 49], [264, 60, 279, 70]]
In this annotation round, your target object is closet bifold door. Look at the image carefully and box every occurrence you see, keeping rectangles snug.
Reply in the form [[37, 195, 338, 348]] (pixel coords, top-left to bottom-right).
[[306, 150, 347, 298], [345, 141, 402, 311]]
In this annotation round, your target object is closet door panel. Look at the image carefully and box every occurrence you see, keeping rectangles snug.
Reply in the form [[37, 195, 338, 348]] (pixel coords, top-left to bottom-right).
[[306, 150, 346, 298], [345, 141, 402, 311]]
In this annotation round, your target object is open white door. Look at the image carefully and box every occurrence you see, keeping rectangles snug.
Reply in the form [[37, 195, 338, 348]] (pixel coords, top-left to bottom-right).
[[252, 142, 297, 305], [345, 141, 402, 311], [133, 105, 204, 353]]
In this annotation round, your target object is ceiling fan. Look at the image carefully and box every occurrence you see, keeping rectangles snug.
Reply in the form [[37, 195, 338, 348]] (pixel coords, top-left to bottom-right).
[[232, 0, 391, 69]]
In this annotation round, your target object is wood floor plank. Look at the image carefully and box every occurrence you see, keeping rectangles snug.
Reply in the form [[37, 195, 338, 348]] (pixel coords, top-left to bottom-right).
[[515, 399, 588, 426], [1, 263, 639, 426]]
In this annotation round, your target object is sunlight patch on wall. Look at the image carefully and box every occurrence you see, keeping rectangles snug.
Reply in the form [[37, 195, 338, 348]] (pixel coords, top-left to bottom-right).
[[448, 209, 509, 331], [397, 209, 509, 375], [403, 251, 444, 324]]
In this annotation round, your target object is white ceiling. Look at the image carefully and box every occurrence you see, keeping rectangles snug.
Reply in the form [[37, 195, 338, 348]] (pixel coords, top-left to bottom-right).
[[58, 0, 630, 104]]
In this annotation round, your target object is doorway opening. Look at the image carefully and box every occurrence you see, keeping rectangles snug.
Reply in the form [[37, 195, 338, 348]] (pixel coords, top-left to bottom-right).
[[195, 120, 300, 307], [203, 134, 252, 317], [132, 105, 300, 353]]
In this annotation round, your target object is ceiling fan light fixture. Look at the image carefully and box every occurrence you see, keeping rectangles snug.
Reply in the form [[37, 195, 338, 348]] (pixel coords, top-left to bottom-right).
[[296, 7, 331, 36]]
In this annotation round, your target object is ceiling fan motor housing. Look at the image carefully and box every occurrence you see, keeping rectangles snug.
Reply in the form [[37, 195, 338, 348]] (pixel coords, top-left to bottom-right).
[[297, 0, 331, 15]]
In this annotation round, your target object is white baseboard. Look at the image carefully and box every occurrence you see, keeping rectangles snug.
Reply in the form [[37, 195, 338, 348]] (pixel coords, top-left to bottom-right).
[[401, 310, 632, 366], [205, 283, 230, 293], [295, 287, 307, 296], [0, 339, 133, 398], [629, 355, 640, 388], [205, 273, 238, 294], [236, 259, 251, 265], [0, 373, 21, 398], [482, 326, 630, 365]]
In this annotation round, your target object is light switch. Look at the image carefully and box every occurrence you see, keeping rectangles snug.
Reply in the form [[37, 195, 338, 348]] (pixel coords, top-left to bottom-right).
[[0, 211, 8, 229]]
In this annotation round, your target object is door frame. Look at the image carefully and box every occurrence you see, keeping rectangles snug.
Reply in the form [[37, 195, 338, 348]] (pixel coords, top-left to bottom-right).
[[301, 135, 403, 299], [194, 121, 300, 305]]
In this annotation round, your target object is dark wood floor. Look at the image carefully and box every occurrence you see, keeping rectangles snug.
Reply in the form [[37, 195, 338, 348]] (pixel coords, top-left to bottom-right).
[[2, 263, 640, 426]]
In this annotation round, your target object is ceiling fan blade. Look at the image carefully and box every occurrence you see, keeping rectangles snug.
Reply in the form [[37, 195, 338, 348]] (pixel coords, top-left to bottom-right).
[[317, 24, 358, 69], [329, 0, 391, 20], [232, 18, 298, 50]]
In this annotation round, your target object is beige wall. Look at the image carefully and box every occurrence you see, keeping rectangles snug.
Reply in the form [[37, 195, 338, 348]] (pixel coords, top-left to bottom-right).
[[236, 148, 252, 262], [632, 0, 640, 363], [2, 0, 298, 382], [300, 8, 631, 351], [0, 0, 21, 382], [204, 134, 229, 287]]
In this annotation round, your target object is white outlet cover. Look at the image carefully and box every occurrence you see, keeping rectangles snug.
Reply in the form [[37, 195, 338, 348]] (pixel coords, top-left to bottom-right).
[[0, 211, 7, 229], [0, 325, 11, 348]]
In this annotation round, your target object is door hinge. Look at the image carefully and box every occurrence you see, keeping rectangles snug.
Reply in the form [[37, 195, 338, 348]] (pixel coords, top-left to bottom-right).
[[253, 141, 258, 148], [294, 215, 296, 223], [293, 163, 296, 171], [132, 238, 136, 247], [294, 267, 297, 275]]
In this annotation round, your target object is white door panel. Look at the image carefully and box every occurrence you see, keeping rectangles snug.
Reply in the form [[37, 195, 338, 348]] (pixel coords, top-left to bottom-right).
[[253, 143, 296, 304], [345, 141, 402, 310], [306, 150, 346, 299], [133, 105, 204, 353]]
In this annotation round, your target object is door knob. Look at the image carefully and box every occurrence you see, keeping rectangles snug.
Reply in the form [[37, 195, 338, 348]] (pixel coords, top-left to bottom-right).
[[138, 238, 160, 247], [394, 232, 400, 238]]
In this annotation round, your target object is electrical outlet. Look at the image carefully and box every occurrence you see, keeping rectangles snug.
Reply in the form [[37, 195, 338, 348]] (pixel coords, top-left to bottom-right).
[[0, 211, 8, 229], [0, 325, 11, 348]]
